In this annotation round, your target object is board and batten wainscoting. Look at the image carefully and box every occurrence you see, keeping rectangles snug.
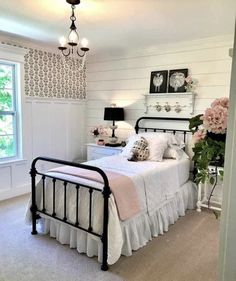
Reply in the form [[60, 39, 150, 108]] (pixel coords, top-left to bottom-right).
[[86, 35, 233, 142], [0, 97, 86, 201]]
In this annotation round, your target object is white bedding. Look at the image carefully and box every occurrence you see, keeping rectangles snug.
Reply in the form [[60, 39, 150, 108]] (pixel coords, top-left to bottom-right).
[[26, 155, 195, 265], [86, 155, 190, 214]]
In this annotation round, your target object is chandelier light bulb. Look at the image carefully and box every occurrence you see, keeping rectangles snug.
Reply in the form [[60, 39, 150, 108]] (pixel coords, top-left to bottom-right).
[[81, 38, 89, 47], [59, 36, 67, 47]]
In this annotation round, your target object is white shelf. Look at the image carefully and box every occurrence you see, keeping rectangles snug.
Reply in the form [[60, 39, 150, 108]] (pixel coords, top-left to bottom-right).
[[143, 92, 194, 97], [143, 92, 196, 115]]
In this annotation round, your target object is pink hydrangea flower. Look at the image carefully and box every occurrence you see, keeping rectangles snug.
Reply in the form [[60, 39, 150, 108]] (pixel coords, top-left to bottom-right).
[[192, 129, 207, 144], [211, 97, 229, 109], [201, 105, 228, 134]]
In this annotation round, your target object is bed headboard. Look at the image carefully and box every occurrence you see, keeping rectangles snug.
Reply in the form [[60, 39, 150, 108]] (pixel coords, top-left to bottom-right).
[[134, 116, 192, 151]]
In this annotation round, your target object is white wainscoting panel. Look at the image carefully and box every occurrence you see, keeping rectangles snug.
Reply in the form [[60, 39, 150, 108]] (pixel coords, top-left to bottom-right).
[[0, 97, 86, 201]]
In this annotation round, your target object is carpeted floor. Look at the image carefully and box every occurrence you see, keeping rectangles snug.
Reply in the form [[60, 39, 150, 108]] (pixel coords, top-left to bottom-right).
[[0, 194, 219, 281]]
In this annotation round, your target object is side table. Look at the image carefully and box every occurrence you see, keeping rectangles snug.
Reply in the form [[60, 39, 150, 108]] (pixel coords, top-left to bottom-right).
[[196, 165, 223, 212]]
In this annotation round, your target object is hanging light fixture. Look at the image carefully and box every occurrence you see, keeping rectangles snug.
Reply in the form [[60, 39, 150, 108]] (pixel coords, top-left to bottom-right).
[[58, 0, 89, 57]]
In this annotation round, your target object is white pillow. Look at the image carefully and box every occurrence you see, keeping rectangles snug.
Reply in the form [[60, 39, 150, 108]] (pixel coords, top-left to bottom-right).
[[122, 132, 186, 161], [138, 132, 185, 148], [124, 133, 168, 161], [163, 148, 189, 160], [147, 137, 168, 161], [121, 135, 141, 157]]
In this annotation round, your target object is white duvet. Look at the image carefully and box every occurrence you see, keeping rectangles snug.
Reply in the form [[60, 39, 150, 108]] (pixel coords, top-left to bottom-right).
[[26, 155, 190, 264]]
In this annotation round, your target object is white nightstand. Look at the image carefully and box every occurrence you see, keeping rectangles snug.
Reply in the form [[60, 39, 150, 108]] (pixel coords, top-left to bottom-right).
[[86, 143, 123, 161], [196, 165, 223, 212]]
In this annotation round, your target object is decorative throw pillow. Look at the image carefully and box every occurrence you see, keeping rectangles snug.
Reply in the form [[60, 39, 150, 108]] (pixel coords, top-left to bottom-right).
[[128, 137, 149, 161]]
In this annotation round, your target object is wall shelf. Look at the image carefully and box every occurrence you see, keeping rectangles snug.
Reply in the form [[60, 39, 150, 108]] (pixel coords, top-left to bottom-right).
[[143, 92, 196, 116]]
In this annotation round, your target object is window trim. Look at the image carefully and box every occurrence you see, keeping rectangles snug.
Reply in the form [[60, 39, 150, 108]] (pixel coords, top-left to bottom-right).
[[0, 45, 27, 164], [0, 61, 19, 161]]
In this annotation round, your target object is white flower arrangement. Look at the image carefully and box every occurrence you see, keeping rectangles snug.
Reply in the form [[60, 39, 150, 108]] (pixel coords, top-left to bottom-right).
[[90, 125, 108, 137], [185, 76, 198, 92]]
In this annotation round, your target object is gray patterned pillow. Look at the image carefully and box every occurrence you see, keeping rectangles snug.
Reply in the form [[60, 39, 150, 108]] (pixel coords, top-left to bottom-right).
[[128, 137, 149, 161]]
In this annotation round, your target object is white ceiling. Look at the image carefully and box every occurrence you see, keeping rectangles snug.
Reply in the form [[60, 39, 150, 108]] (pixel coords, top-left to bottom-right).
[[0, 0, 235, 57]]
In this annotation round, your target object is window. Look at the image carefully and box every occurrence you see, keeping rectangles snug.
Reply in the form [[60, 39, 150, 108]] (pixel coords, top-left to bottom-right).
[[0, 61, 19, 160]]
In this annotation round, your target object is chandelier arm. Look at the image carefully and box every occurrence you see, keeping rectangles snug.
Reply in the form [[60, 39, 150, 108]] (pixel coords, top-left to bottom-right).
[[60, 48, 71, 57], [76, 47, 89, 57], [76, 49, 85, 57], [62, 48, 71, 57]]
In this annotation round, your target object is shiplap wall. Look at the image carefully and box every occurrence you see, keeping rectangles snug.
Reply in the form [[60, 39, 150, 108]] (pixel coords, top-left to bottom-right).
[[86, 36, 233, 141]]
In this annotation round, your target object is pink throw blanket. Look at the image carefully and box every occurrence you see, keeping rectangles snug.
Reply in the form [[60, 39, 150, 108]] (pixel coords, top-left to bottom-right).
[[49, 166, 140, 221]]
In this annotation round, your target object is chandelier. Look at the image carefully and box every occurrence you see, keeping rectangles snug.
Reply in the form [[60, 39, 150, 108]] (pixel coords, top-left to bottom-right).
[[58, 0, 89, 57]]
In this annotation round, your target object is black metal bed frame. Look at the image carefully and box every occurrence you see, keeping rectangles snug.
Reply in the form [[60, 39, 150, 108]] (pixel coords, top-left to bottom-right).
[[30, 157, 111, 271], [135, 116, 191, 148], [30, 116, 191, 271]]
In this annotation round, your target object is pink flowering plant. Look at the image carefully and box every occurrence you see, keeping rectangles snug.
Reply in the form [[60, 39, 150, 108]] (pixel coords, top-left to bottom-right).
[[90, 125, 107, 137], [189, 97, 229, 184], [185, 76, 198, 92]]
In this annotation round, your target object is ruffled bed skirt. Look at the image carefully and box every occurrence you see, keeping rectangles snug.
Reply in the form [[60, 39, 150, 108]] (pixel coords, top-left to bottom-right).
[[39, 181, 197, 265]]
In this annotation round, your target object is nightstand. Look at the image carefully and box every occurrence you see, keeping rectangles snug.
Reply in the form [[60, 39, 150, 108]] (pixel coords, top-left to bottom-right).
[[196, 165, 223, 212], [86, 143, 123, 161]]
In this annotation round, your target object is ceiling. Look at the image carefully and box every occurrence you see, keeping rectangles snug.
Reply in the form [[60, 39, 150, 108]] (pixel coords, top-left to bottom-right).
[[0, 0, 235, 58]]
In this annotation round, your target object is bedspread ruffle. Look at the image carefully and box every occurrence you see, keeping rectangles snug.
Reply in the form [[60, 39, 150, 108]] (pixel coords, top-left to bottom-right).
[[38, 180, 197, 265]]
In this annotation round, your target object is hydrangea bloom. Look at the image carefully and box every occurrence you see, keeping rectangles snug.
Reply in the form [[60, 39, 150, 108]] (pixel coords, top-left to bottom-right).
[[201, 98, 228, 134], [211, 97, 229, 109], [189, 97, 228, 184], [192, 129, 207, 144]]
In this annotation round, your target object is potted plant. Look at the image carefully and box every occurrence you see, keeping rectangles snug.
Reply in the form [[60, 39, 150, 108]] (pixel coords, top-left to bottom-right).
[[189, 97, 229, 185]]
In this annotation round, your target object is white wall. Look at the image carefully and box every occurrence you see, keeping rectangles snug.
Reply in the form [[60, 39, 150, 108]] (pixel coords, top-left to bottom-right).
[[86, 35, 233, 141]]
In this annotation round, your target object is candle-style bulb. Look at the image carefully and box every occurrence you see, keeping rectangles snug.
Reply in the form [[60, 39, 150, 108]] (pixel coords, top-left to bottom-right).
[[81, 38, 89, 47], [59, 36, 67, 47]]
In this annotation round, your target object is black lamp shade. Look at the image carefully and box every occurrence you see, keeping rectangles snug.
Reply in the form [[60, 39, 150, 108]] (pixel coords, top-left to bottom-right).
[[104, 107, 124, 121]]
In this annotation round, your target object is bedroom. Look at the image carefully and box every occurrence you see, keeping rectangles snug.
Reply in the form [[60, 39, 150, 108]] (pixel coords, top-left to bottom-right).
[[0, 0, 236, 280]]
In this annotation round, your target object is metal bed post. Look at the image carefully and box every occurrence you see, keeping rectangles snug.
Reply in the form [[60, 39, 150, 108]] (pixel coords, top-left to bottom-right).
[[101, 179, 111, 271], [30, 160, 38, 235]]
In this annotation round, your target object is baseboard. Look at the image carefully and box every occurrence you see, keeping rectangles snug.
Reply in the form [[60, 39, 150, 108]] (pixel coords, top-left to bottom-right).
[[0, 183, 31, 201]]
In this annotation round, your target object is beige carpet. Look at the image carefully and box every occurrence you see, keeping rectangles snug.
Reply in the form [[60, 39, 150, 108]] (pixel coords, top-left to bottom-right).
[[0, 194, 219, 281]]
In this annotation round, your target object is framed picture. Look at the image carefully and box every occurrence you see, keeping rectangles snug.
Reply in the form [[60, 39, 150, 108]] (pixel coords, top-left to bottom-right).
[[149, 70, 168, 93], [168, 69, 188, 93]]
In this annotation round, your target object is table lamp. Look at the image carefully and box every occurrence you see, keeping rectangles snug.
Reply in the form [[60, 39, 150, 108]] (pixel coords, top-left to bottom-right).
[[104, 106, 124, 144]]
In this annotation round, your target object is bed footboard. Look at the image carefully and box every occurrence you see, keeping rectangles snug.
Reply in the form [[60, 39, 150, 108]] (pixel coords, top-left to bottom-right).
[[30, 156, 111, 271]]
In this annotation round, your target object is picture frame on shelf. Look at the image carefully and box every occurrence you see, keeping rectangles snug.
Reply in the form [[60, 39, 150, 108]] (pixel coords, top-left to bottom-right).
[[149, 70, 168, 94], [168, 68, 188, 93]]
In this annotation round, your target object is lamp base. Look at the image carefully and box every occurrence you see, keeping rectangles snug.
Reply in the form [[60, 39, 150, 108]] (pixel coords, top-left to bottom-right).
[[105, 143, 121, 147], [108, 136, 118, 143]]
